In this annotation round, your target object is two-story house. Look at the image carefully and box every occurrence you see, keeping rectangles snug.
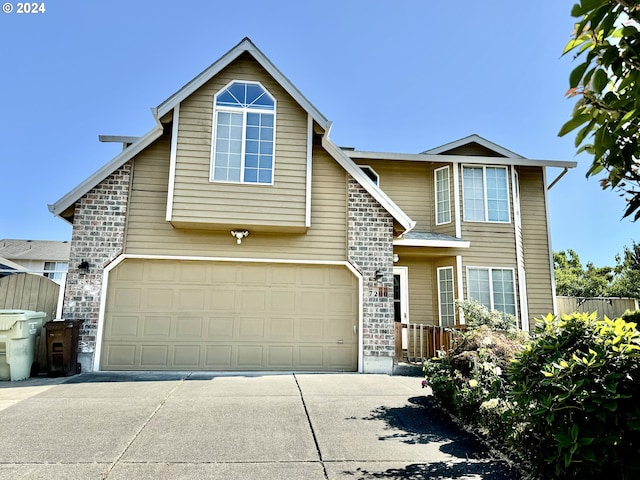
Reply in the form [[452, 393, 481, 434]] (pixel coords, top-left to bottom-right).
[[48, 38, 576, 374]]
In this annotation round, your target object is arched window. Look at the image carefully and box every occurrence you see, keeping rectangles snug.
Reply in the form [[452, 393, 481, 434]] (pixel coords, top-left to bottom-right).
[[211, 81, 275, 184]]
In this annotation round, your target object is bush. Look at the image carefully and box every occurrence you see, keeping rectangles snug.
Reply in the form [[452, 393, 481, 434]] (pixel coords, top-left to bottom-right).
[[423, 301, 527, 439], [507, 313, 640, 479]]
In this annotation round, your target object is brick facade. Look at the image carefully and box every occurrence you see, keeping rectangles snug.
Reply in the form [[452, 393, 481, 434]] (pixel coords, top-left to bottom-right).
[[62, 162, 131, 368], [347, 177, 395, 373]]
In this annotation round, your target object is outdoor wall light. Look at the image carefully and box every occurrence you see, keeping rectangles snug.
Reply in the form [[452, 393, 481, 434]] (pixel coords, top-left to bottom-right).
[[231, 230, 249, 245], [393, 254, 400, 263], [78, 260, 90, 272], [374, 269, 383, 281]]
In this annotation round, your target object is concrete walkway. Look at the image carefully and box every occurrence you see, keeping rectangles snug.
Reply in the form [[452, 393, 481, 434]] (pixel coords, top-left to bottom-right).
[[0, 373, 518, 479]]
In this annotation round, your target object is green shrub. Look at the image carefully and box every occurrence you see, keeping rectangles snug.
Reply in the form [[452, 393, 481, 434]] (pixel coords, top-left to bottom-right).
[[507, 313, 640, 479], [423, 301, 527, 439], [621, 309, 640, 324]]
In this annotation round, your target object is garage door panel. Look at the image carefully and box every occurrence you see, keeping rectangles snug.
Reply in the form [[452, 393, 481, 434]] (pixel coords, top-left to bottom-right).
[[146, 263, 176, 282], [113, 288, 141, 309], [327, 346, 357, 368], [173, 345, 201, 367], [299, 346, 323, 367], [237, 346, 264, 367], [267, 346, 294, 368], [207, 316, 234, 338], [300, 291, 324, 313], [103, 260, 358, 371], [105, 345, 137, 367], [176, 316, 204, 338], [109, 315, 139, 337], [210, 290, 236, 310], [299, 318, 323, 339], [205, 345, 232, 368], [271, 291, 295, 312], [140, 345, 169, 367], [238, 317, 265, 339], [270, 318, 295, 338], [142, 316, 172, 337], [145, 288, 174, 310], [178, 289, 206, 310]]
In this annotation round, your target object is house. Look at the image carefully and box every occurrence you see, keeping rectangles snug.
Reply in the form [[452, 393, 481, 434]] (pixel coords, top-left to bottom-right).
[[0, 239, 70, 284], [48, 38, 576, 374]]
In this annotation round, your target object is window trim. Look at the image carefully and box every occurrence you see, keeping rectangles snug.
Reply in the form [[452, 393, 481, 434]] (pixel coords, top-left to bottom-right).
[[434, 166, 451, 225], [461, 165, 511, 223], [209, 80, 277, 185], [437, 266, 456, 326], [466, 266, 517, 318]]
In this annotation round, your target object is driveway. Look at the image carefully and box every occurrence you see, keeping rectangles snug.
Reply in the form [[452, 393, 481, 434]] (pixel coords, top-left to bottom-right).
[[0, 373, 518, 479]]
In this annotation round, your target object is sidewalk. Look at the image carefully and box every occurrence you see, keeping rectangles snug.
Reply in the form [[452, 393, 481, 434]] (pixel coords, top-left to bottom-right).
[[0, 373, 518, 479]]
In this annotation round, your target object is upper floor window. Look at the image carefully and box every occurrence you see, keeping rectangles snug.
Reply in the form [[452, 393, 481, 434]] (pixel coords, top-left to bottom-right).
[[462, 166, 509, 222], [211, 81, 275, 184], [359, 165, 379, 185], [434, 166, 451, 225], [43, 261, 68, 283]]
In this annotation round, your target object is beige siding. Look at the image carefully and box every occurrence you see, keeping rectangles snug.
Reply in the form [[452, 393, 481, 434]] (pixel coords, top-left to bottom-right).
[[171, 53, 308, 229], [518, 166, 554, 324], [355, 160, 433, 231], [124, 138, 348, 260]]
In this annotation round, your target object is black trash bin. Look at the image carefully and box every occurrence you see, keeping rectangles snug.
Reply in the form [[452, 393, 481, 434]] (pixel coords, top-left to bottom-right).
[[44, 320, 83, 376]]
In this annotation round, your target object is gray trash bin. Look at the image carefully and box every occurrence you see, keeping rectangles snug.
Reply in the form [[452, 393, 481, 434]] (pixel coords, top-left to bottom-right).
[[0, 310, 45, 381]]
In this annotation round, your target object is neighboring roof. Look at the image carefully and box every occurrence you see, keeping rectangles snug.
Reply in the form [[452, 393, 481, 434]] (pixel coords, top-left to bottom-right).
[[47, 37, 415, 233], [0, 239, 70, 261], [422, 134, 525, 158], [394, 232, 470, 248]]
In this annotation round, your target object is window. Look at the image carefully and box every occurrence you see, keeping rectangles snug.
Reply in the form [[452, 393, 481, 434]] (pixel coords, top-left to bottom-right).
[[43, 261, 68, 282], [211, 81, 275, 184], [462, 166, 509, 222], [467, 267, 516, 316], [435, 166, 451, 225], [437, 267, 456, 326], [359, 166, 379, 185]]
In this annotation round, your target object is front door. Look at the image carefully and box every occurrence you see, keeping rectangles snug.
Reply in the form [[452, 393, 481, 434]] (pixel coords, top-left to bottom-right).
[[393, 267, 409, 349]]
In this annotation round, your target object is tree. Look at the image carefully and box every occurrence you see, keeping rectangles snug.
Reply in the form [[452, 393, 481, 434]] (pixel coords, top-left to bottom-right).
[[610, 240, 640, 297], [559, 0, 640, 220], [553, 249, 613, 297]]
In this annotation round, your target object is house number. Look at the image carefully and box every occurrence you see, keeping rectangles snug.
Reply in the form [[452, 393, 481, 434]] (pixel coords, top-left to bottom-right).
[[368, 287, 388, 298]]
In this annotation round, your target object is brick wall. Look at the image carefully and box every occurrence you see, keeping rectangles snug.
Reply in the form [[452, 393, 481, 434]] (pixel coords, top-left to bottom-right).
[[62, 162, 131, 364], [347, 177, 395, 372]]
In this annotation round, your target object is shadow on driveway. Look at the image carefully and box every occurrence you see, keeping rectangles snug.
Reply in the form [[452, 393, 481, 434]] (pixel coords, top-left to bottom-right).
[[344, 396, 520, 479]]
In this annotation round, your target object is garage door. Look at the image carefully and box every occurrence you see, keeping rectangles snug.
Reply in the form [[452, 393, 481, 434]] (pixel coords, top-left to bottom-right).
[[101, 259, 358, 371]]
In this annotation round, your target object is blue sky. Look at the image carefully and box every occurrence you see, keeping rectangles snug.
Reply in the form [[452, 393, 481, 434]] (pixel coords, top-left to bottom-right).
[[0, 0, 635, 267]]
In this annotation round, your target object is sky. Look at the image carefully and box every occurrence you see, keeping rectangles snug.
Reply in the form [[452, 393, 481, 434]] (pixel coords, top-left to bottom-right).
[[0, 0, 636, 268]]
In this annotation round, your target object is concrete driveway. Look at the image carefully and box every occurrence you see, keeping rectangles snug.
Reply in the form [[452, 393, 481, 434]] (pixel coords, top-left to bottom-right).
[[0, 373, 519, 479]]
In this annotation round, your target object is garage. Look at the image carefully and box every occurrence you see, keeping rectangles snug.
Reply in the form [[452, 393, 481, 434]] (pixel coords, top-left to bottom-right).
[[100, 259, 359, 371]]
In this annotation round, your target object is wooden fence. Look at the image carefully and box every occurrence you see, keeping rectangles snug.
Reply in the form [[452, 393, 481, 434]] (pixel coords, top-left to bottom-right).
[[556, 296, 638, 319], [0, 273, 61, 371], [394, 322, 464, 364]]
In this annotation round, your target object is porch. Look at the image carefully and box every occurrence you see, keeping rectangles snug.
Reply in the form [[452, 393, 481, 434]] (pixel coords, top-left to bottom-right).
[[393, 322, 465, 364]]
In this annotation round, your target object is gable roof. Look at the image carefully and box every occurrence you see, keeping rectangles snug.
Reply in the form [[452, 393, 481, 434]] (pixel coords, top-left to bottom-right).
[[156, 38, 330, 130], [48, 38, 414, 232], [422, 134, 525, 158]]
